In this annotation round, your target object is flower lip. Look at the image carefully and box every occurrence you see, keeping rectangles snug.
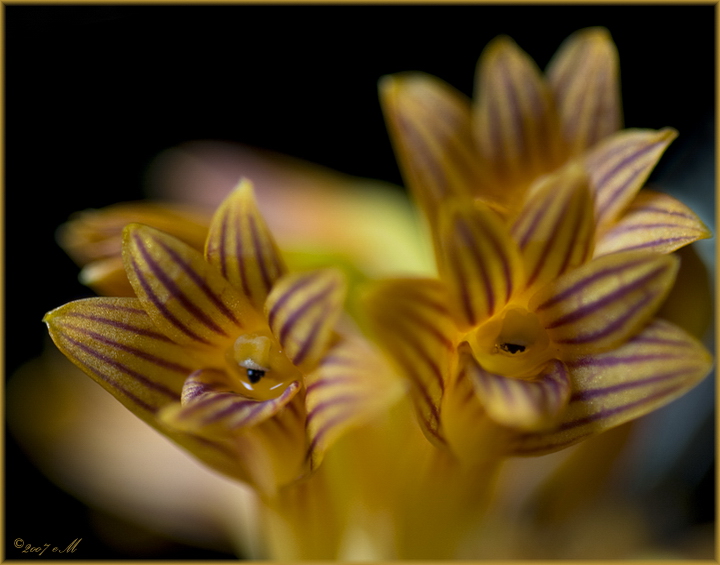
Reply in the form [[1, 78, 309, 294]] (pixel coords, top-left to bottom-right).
[[466, 305, 553, 379], [227, 331, 302, 401]]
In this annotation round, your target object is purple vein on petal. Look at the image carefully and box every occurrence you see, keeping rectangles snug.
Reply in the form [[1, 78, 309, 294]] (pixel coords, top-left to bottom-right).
[[63, 323, 193, 374], [570, 369, 692, 402], [594, 141, 662, 219], [307, 412, 351, 461], [64, 311, 175, 343], [130, 254, 209, 344], [156, 238, 240, 327], [535, 256, 649, 311], [216, 209, 230, 280], [131, 236, 222, 343], [305, 374, 355, 395], [278, 282, 336, 346], [248, 213, 274, 295], [456, 218, 496, 317], [568, 351, 690, 370], [57, 333, 180, 401], [558, 198, 591, 275], [306, 394, 356, 426], [525, 194, 574, 288], [267, 274, 317, 328], [559, 383, 686, 432], [555, 292, 653, 345], [290, 304, 329, 366], [545, 263, 668, 329]]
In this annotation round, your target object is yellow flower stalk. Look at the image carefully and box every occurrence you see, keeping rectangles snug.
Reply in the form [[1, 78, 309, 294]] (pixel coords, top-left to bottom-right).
[[44, 179, 399, 509]]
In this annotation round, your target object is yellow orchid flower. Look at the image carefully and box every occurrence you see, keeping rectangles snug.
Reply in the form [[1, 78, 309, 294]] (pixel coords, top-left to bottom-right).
[[44, 179, 399, 500], [363, 28, 713, 556]]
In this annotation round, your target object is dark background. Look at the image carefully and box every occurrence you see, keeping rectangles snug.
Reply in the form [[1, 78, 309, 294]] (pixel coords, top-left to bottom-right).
[[5, 4, 715, 559]]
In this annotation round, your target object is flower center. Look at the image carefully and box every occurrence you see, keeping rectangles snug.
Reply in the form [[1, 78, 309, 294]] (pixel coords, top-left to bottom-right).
[[465, 305, 553, 379], [225, 330, 302, 401]]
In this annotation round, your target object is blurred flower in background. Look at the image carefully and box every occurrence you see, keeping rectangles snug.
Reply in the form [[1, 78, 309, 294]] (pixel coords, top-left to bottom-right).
[[6, 4, 715, 560]]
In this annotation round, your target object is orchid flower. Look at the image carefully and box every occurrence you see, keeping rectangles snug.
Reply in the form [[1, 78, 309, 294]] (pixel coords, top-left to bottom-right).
[[363, 27, 713, 556], [44, 179, 400, 503]]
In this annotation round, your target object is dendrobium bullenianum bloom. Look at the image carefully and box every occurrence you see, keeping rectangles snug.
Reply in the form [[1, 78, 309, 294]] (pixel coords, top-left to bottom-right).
[[44, 180, 399, 498], [368, 27, 712, 459]]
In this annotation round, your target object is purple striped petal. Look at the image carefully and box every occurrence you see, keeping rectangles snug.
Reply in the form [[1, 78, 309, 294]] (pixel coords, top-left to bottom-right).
[[163, 384, 308, 495], [546, 27, 622, 155], [163, 368, 300, 433], [123, 223, 263, 350], [473, 35, 566, 199], [305, 336, 403, 470], [365, 278, 457, 448], [512, 163, 595, 292], [439, 201, 524, 329], [531, 250, 679, 355], [44, 297, 189, 421], [205, 179, 287, 311], [585, 128, 677, 230], [594, 189, 712, 257], [265, 269, 346, 371], [465, 353, 571, 431], [380, 73, 485, 224], [509, 318, 713, 455]]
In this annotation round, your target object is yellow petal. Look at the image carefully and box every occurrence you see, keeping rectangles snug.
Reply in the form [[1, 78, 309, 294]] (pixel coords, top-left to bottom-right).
[[465, 353, 571, 431], [546, 27, 622, 155], [510, 318, 713, 455], [585, 127, 677, 230], [594, 189, 712, 256], [511, 162, 595, 293], [438, 201, 524, 329], [265, 268, 346, 371], [57, 201, 211, 296], [123, 224, 263, 352], [379, 72, 482, 223], [364, 278, 458, 448], [531, 250, 679, 355], [304, 335, 403, 470], [205, 179, 287, 311], [474, 36, 565, 198], [58, 201, 210, 266], [43, 297, 189, 423]]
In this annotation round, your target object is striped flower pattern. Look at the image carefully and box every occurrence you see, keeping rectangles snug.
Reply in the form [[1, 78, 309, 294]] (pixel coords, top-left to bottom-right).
[[368, 27, 712, 459], [45, 179, 398, 495]]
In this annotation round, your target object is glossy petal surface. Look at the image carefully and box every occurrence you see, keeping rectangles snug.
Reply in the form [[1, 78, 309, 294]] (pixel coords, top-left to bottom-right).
[[547, 27, 622, 155], [466, 354, 571, 431], [265, 269, 346, 371], [586, 128, 677, 230], [123, 224, 262, 351], [439, 201, 524, 328], [512, 163, 595, 293], [44, 297, 189, 421], [594, 189, 711, 256], [365, 278, 457, 447], [205, 179, 287, 310], [510, 319, 713, 455], [531, 251, 679, 355]]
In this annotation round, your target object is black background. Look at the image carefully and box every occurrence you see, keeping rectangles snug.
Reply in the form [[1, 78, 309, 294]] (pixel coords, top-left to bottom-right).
[[5, 4, 715, 559]]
